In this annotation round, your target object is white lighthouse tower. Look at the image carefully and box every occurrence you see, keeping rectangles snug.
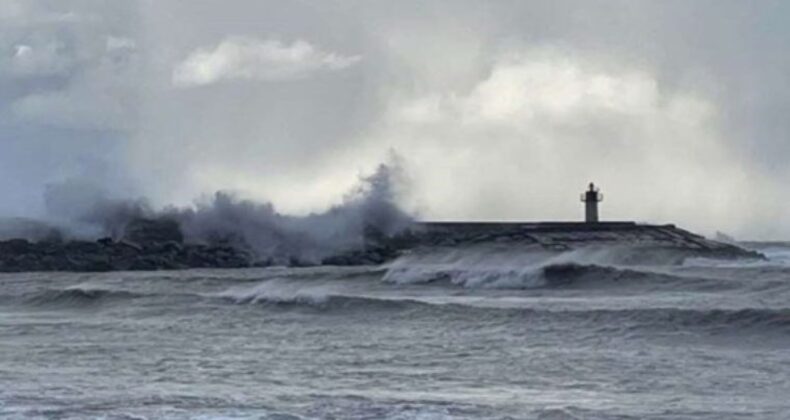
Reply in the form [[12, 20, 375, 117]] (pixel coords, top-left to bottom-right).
[[581, 182, 603, 223]]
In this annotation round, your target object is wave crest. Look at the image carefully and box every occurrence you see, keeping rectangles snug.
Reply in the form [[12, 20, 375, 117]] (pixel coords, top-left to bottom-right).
[[382, 245, 734, 291], [24, 287, 147, 307], [215, 279, 418, 311]]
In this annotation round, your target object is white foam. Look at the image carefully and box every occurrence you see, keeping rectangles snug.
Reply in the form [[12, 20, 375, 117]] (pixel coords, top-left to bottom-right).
[[683, 247, 786, 268], [382, 245, 629, 289], [217, 278, 334, 305]]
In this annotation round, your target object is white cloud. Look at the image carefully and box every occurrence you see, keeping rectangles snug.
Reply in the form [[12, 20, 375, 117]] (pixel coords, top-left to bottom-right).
[[371, 48, 778, 236], [172, 37, 361, 87], [458, 53, 661, 121]]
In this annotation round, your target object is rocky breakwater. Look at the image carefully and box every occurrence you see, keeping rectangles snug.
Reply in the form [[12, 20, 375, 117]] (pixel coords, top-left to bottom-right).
[[0, 219, 764, 272], [323, 221, 766, 265], [0, 218, 254, 272]]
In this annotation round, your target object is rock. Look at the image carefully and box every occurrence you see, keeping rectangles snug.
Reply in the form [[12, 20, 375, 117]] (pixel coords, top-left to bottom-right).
[[75, 255, 114, 272], [252, 258, 273, 268], [0, 220, 764, 273], [122, 218, 183, 246], [160, 240, 183, 253], [0, 238, 31, 253], [118, 239, 143, 252]]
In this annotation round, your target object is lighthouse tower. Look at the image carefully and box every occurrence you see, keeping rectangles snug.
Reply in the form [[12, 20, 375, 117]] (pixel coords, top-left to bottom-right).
[[581, 182, 603, 223]]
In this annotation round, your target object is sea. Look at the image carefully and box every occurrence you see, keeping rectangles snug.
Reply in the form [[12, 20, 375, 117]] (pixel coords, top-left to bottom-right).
[[2, 243, 790, 419]]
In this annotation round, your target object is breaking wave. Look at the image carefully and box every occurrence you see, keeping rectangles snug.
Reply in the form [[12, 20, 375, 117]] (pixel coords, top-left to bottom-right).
[[214, 279, 419, 311], [13, 278, 423, 311], [16, 279, 423, 311], [382, 245, 728, 291], [23, 287, 151, 307], [11, 278, 790, 334], [203, 280, 790, 333], [19, 282, 203, 307]]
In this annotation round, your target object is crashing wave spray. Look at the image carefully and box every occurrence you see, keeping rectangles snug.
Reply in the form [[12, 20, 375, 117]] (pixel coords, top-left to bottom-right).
[[38, 160, 413, 264], [172, 162, 412, 262]]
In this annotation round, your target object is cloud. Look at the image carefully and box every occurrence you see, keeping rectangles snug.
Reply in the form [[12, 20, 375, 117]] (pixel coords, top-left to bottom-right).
[[11, 86, 130, 131], [6, 42, 75, 77], [172, 37, 361, 87], [0, 1, 789, 239], [8, 34, 139, 131], [106, 36, 136, 52], [0, 1, 140, 218], [373, 47, 778, 236], [0, 0, 25, 20]]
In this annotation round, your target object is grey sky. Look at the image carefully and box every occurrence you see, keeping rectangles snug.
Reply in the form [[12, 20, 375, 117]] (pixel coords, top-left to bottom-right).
[[0, 0, 788, 238]]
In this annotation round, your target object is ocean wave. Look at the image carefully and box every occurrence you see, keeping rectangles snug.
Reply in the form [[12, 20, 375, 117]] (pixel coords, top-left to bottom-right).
[[215, 280, 419, 311], [23, 287, 150, 307], [217, 280, 333, 306], [208, 278, 790, 333], [14, 280, 790, 334], [574, 307, 790, 332], [379, 243, 755, 292], [19, 282, 209, 308], [16, 279, 419, 311], [384, 260, 725, 292], [216, 286, 790, 332], [418, 304, 790, 333], [383, 245, 680, 289]]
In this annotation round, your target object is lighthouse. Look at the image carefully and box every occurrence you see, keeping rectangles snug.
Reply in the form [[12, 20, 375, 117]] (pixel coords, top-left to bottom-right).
[[581, 182, 603, 223]]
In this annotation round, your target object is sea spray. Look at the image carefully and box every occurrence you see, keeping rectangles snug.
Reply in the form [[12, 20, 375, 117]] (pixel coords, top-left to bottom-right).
[[34, 160, 413, 264]]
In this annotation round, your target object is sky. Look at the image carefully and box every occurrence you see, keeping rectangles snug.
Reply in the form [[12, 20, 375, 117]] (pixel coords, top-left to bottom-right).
[[0, 0, 788, 239]]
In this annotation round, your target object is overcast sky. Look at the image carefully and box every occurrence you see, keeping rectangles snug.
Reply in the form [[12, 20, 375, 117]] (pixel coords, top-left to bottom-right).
[[0, 0, 788, 238]]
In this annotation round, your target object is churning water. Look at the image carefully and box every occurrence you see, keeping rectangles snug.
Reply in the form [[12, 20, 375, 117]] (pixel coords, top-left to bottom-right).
[[2, 244, 790, 419]]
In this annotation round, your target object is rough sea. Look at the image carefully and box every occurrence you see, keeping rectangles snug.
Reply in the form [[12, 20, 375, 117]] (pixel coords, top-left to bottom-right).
[[2, 243, 790, 419]]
